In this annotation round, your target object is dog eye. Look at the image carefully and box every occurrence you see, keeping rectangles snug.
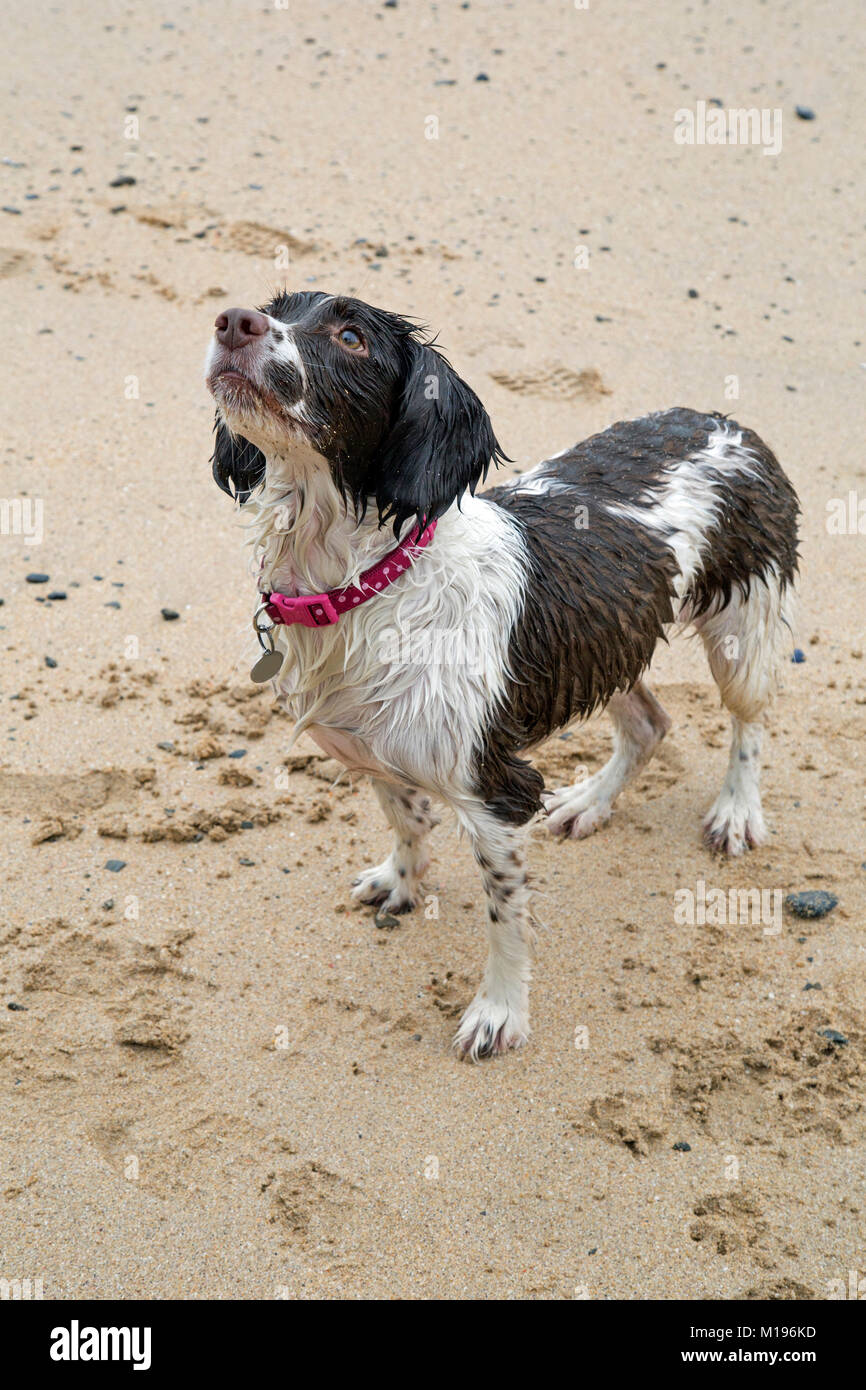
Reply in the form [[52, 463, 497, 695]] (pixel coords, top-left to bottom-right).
[[338, 327, 365, 350]]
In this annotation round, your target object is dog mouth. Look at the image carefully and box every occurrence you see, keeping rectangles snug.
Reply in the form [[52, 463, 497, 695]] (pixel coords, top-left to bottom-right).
[[208, 365, 261, 399], [208, 365, 287, 421]]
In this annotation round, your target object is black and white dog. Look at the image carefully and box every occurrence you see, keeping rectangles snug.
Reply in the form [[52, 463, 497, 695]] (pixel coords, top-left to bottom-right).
[[205, 292, 799, 1060]]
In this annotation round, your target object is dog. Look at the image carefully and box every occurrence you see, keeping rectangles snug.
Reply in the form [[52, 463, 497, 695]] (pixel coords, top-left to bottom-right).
[[205, 291, 800, 1060]]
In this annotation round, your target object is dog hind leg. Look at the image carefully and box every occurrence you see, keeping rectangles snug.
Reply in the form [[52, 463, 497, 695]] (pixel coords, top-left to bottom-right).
[[542, 679, 672, 838], [695, 574, 793, 855]]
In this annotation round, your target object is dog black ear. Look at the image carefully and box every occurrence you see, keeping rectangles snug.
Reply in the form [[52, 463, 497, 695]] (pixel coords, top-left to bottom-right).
[[373, 341, 507, 534], [211, 418, 266, 503]]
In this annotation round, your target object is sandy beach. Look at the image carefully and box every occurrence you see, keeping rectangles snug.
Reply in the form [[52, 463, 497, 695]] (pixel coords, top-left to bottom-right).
[[1, 0, 864, 1299]]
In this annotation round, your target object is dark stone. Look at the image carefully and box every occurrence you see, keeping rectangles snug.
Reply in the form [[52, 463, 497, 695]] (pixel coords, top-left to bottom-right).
[[228, 749, 247, 759], [673, 1141, 692, 1152], [791, 647, 805, 663], [44, 656, 57, 668], [818, 1029, 848, 1047], [109, 174, 137, 186], [785, 890, 838, 919], [374, 911, 401, 930], [47, 591, 67, 600], [7, 1001, 28, 1011], [105, 859, 126, 872], [795, 105, 816, 121], [161, 608, 180, 621], [26, 572, 50, 583]]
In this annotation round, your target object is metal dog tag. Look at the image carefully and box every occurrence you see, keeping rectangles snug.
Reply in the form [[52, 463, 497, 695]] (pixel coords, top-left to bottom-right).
[[250, 605, 284, 683], [250, 646, 284, 683]]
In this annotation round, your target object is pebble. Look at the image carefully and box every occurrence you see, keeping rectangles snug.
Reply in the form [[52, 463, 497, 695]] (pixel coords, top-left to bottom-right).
[[105, 859, 127, 872], [7, 1001, 28, 1011], [374, 912, 401, 930], [47, 590, 66, 600], [161, 608, 180, 621], [228, 749, 247, 759], [26, 572, 50, 583], [157, 741, 174, 752], [44, 656, 57, 668], [672, 1141, 692, 1152], [818, 1028, 848, 1047], [785, 890, 838, 919], [795, 105, 816, 121], [791, 648, 805, 663], [109, 174, 137, 186]]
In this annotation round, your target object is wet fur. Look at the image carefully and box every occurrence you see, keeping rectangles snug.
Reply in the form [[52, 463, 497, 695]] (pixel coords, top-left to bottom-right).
[[206, 291, 800, 1059]]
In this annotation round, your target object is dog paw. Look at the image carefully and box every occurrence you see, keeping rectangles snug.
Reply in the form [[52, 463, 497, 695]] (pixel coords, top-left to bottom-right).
[[542, 782, 613, 839], [351, 859, 421, 915], [703, 799, 767, 857], [453, 995, 529, 1061]]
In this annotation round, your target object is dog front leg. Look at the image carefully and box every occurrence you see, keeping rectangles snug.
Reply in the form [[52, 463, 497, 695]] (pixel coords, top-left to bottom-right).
[[351, 779, 439, 915], [453, 803, 534, 1060]]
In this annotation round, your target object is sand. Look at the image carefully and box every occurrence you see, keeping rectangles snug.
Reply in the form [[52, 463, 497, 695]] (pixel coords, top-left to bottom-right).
[[0, 0, 864, 1300]]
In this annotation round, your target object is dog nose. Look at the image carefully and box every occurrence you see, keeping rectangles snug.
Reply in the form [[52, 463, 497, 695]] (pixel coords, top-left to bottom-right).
[[214, 307, 269, 350]]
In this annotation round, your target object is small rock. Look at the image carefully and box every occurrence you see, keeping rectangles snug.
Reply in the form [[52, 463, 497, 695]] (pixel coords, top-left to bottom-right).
[[7, 1001, 28, 1011], [105, 859, 127, 872], [156, 741, 174, 752], [791, 647, 806, 663], [795, 105, 816, 121], [239, 857, 255, 866], [227, 748, 247, 759], [161, 608, 180, 621], [672, 1141, 692, 1152], [818, 1028, 848, 1047], [785, 890, 838, 919], [475, 72, 490, 82], [109, 174, 137, 186], [44, 656, 57, 668], [26, 572, 50, 583], [687, 288, 699, 299], [374, 912, 401, 930], [47, 590, 67, 600]]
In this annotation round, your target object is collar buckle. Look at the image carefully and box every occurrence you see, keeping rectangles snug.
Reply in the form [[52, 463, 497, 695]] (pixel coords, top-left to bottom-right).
[[265, 591, 340, 629]]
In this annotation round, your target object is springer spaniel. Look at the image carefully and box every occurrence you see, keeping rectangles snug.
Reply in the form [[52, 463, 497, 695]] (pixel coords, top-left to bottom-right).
[[205, 292, 799, 1060]]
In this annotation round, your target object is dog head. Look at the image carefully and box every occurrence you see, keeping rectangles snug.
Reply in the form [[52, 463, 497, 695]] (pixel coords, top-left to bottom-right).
[[205, 291, 507, 532]]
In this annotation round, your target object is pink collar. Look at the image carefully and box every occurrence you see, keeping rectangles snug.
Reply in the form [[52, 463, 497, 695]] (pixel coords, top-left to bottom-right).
[[262, 520, 437, 629]]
